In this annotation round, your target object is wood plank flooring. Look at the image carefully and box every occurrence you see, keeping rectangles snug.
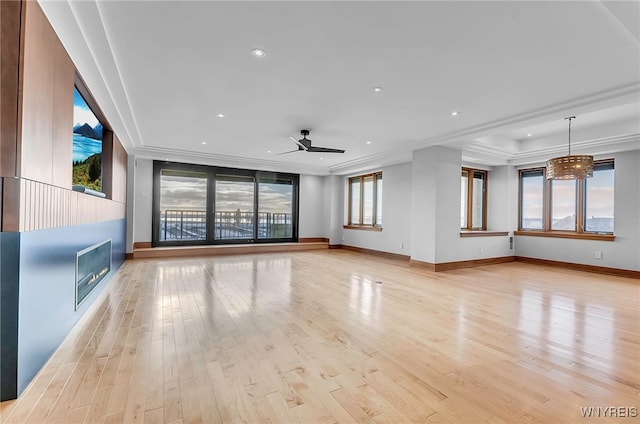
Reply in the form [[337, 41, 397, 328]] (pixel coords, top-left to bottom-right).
[[1, 250, 638, 423]]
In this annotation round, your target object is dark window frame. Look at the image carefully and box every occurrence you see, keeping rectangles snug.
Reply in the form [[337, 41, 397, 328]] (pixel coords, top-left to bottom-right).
[[152, 161, 299, 247]]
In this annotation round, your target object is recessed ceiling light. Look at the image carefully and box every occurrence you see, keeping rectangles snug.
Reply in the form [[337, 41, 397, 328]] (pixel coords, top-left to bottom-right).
[[527, 133, 532, 137], [251, 48, 266, 58], [451, 111, 459, 116], [202, 142, 207, 145], [267, 150, 272, 153], [216, 113, 226, 118], [372, 87, 383, 93], [365, 140, 372, 145], [320, 157, 324, 160]]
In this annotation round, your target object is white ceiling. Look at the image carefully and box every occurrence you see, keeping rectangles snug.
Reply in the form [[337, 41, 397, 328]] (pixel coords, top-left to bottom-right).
[[40, 0, 640, 175]]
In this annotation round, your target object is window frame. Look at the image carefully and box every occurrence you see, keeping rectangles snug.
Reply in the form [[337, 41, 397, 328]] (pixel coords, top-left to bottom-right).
[[461, 167, 488, 231], [152, 161, 300, 247], [346, 172, 382, 230], [517, 159, 615, 239]]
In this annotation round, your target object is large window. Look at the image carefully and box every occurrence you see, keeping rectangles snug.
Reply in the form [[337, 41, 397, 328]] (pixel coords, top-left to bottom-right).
[[461, 168, 487, 230], [347, 172, 382, 228], [153, 162, 299, 246], [518, 160, 614, 234]]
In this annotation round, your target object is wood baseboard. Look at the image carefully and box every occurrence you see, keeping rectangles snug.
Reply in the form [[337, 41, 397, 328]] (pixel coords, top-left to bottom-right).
[[515, 256, 640, 279], [329, 244, 343, 249], [410, 256, 515, 271], [341, 245, 410, 261], [132, 241, 328, 259], [299, 237, 329, 243], [133, 241, 151, 249], [408, 259, 435, 271], [434, 256, 515, 271], [125, 252, 134, 260]]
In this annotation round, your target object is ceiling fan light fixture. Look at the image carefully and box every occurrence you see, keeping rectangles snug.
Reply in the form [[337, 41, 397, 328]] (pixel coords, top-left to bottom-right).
[[546, 116, 593, 180]]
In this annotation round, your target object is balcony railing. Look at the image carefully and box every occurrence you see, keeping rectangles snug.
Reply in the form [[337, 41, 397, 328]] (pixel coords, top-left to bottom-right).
[[160, 210, 292, 241]]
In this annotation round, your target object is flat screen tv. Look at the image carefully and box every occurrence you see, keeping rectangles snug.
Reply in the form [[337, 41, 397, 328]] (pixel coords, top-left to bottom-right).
[[72, 87, 103, 191]]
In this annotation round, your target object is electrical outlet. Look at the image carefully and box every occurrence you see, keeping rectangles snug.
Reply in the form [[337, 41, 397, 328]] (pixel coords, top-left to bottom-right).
[[479, 247, 484, 254], [401, 242, 404, 249], [595, 251, 602, 259]]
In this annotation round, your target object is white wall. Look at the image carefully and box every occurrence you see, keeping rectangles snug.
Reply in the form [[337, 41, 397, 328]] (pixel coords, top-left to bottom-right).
[[298, 175, 329, 238], [412, 146, 512, 264], [326, 175, 343, 245], [133, 159, 153, 244], [343, 162, 412, 256], [131, 159, 329, 243], [515, 150, 640, 271]]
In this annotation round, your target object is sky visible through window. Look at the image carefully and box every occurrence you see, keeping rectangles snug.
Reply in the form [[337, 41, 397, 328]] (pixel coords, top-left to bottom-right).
[[159, 174, 293, 214], [521, 167, 614, 231]]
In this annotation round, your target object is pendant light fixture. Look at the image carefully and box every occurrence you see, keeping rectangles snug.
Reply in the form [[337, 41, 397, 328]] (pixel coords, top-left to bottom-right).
[[546, 116, 593, 180]]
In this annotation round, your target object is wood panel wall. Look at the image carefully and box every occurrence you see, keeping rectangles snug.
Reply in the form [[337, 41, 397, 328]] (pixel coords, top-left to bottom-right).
[[18, 179, 125, 232], [0, 0, 22, 178], [19, 0, 73, 188], [1, 0, 128, 232]]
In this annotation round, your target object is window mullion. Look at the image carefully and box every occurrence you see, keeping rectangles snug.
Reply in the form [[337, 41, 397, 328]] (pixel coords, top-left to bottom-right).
[[372, 173, 377, 226], [359, 176, 364, 225], [466, 171, 473, 229], [577, 179, 585, 234], [543, 172, 551, 231]]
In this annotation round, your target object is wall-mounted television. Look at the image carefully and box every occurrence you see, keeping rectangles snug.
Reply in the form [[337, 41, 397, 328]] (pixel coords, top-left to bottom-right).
[[72, 87, 103, 191]]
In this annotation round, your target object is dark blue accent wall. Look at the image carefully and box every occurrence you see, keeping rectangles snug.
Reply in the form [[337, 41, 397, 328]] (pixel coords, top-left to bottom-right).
[[0, 232, 20, 401], [16, 218, 125, 394]]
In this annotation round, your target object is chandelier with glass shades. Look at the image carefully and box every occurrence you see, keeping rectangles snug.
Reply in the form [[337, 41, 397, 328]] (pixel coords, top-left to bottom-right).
[[546, 116, 593, 180]]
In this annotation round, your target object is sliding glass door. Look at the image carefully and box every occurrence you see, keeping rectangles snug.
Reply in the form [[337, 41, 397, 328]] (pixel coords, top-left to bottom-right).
[[258, 179, 294, 240], [152, 162, 299, 246], [215, 175, 255, 241], [158, 168, 208, 243]]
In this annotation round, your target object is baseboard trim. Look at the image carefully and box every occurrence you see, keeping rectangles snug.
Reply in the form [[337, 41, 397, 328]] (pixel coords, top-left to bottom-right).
[[133, 241, 151, 249], [125, 253, 134, 260], [299, 237, 329, 243], [329, 244, 343, 249], [409, 256, 515, 272], [341, 245, 410, 261], [408, 259, 435, 271], [515, 256, 640, 279], [132, 241, 328, 259], [434, 256, 515, 271]]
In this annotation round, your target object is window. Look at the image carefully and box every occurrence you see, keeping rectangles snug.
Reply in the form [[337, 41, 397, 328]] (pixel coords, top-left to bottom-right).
[[153, 162, 299, 246], [347, 172, 382, 228], [518, 160, 614, 235], [460, 168, 487, 230], [585, 161, 614, 233]]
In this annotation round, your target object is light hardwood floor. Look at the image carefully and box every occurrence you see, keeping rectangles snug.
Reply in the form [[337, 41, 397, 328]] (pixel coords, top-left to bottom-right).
[[1, 250, 638, 423]]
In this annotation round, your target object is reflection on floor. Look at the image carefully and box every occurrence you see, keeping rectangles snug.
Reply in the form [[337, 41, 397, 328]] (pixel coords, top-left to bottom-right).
[[1, 250, 638, 423]]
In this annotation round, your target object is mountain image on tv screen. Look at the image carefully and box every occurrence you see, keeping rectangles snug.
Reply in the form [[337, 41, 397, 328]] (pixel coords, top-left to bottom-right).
[[73, 87, 103, 191]]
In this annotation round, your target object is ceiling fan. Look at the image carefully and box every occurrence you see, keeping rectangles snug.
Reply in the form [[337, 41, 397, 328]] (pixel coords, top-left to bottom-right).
[[278, 129, 345, 155]]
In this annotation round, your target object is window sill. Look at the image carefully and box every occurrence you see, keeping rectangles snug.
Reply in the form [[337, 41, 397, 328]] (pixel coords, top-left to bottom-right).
[[514, 230, 615, 241], [460, 231, 509, 238], [343, 225, 383, 232]]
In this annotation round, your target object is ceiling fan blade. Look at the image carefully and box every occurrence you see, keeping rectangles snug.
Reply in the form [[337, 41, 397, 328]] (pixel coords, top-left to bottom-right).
[[288, 136, 309, 150], [277, 148, 303, 155], [307, 146, 345, 153]]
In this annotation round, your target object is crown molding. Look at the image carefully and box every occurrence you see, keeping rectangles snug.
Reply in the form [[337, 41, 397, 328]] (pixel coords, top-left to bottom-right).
[[508, 133, 639, 166], [412, 82, 640, 148], [133, 146, 330, 175], [328, 150, 412, 175]]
